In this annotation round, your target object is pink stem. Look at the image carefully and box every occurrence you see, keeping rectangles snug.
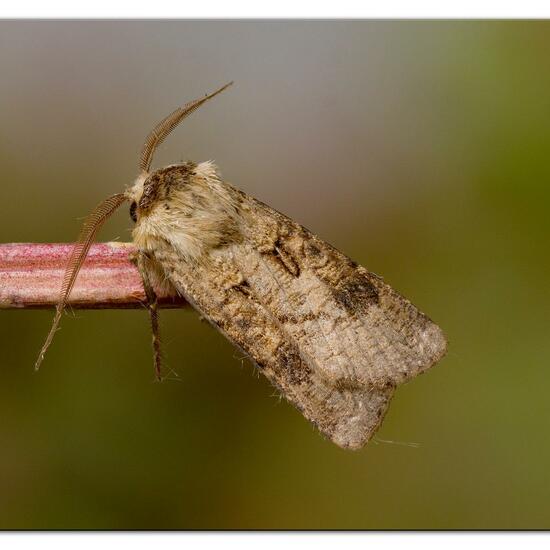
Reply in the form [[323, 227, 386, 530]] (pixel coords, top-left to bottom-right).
[[0, 243, 186, 309]]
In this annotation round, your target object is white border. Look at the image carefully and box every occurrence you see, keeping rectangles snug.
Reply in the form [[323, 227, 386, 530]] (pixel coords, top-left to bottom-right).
[[1, 533, 550, 550], [1, 0, 550, 18]]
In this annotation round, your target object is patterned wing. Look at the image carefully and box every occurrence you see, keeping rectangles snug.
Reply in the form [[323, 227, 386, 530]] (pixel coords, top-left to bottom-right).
[[233, 192, 448, 391], [153, 244, 395, 450]]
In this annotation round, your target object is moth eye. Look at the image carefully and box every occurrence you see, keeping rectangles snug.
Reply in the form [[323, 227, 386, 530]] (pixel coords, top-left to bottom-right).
[[129, 201, 137, 223]]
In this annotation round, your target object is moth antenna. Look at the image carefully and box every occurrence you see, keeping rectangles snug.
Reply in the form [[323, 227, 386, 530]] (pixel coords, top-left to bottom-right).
[[139, 81, 233, 174], [35, 193, 127, 371]]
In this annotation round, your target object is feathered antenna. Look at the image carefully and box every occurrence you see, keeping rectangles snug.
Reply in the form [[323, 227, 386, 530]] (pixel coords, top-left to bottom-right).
[[139, 81, 233, 174], [35, 194, 127, 370]]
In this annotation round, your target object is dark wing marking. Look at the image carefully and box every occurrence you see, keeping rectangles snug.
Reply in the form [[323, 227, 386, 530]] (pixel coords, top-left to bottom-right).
[[234, 191, 447, 391]]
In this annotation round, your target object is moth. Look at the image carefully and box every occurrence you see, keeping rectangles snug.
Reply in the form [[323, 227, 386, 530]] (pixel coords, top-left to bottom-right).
[[36, 82, 447, 450]]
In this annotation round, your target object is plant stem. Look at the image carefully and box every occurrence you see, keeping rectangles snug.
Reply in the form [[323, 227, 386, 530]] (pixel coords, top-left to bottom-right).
[[0, 243, 186, 309]]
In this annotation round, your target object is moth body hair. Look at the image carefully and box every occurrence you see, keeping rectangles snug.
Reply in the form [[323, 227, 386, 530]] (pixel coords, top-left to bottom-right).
[[130, 161, 242, 266]]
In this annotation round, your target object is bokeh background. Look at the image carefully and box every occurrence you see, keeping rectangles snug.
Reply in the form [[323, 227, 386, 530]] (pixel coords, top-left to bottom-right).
[[1, 21, 549, 529]]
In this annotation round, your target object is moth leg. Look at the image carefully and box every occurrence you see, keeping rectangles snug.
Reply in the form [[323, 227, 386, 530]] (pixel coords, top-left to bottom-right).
[[132, 251, 163, 381]]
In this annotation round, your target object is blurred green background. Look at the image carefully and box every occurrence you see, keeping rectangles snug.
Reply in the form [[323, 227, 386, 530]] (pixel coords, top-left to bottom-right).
[[1, 21, 549, 529]]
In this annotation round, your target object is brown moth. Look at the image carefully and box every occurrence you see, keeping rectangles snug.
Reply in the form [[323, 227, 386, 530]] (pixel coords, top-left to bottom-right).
[[36, 82, 447, 450]]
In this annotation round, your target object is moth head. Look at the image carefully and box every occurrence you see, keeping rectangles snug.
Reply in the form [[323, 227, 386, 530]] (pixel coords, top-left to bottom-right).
[[125, 81, 233, 224], [35, 82, 234, 370]]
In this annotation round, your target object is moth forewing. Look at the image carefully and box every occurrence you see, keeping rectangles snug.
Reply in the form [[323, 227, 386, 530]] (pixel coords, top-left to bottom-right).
[[240, 196, 448, 391], [36, 82, 447, 449]]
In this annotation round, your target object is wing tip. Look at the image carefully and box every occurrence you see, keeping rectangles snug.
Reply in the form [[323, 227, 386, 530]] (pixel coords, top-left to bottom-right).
[[325, 385, 395, 450], [420, 320, 448, 370]]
